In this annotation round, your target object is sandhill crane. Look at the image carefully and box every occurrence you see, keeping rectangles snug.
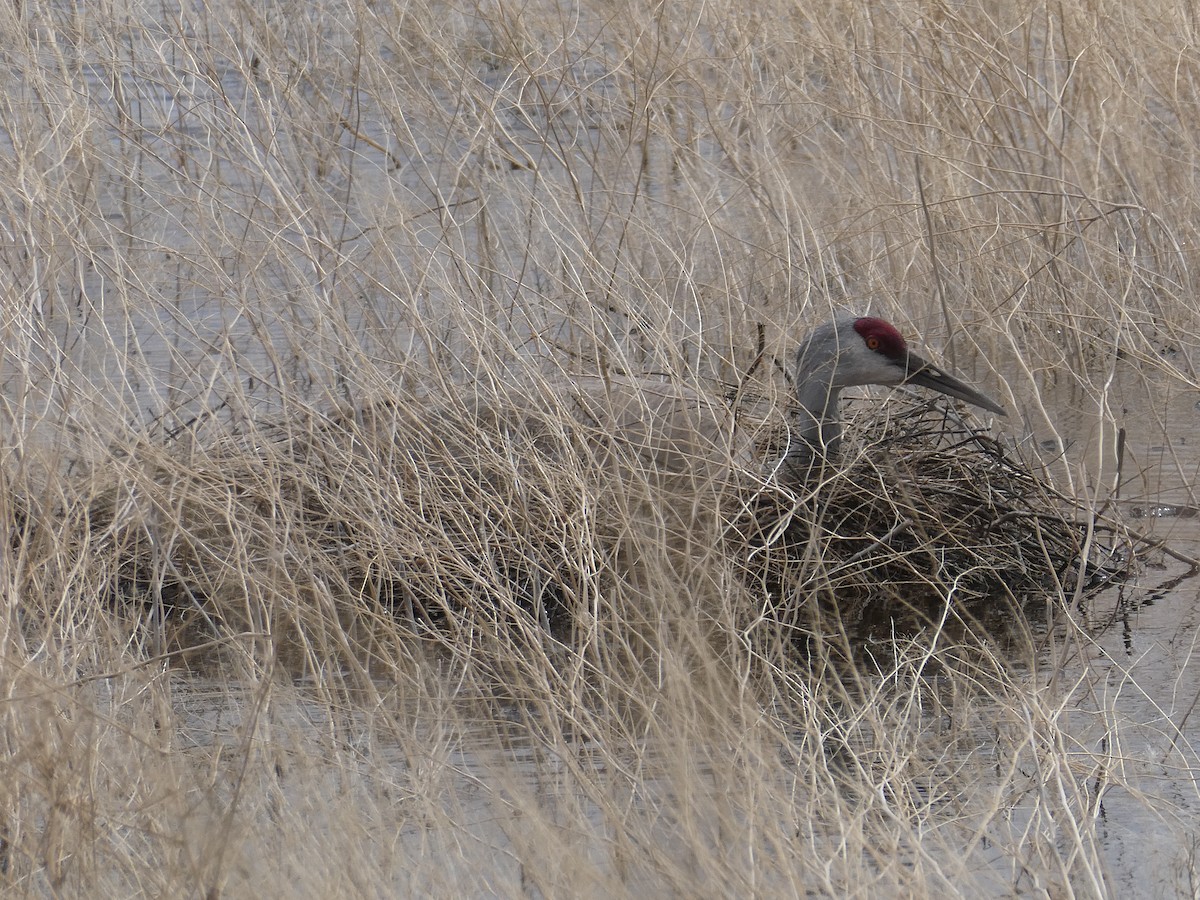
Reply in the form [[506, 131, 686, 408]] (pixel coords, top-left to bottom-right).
[[791, 314, 1006, 457], [560, 314, 1006, 481]]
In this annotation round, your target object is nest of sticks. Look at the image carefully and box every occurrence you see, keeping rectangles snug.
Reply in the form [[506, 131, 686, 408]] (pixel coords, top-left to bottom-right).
[[9, 386, 1141, 661], [734, 398, 1136, 650]]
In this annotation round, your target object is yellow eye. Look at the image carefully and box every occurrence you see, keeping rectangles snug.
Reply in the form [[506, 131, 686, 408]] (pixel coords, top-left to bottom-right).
[[866, 336, 881, 351]]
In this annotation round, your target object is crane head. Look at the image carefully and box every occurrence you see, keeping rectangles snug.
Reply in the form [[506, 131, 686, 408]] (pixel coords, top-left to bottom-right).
[[848, 316, 1006, 415], [794, 315, 1007, 417]]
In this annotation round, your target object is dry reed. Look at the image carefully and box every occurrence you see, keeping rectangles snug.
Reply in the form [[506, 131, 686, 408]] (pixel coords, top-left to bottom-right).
[[2, 0, 1199, 895]]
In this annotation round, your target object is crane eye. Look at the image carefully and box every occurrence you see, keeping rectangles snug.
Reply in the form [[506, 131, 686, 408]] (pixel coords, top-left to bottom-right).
[[866, 336, 881, 351]]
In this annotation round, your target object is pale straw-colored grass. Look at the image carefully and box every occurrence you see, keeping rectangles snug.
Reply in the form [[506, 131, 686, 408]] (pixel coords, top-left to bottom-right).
[[1, 0, 1199, 895]]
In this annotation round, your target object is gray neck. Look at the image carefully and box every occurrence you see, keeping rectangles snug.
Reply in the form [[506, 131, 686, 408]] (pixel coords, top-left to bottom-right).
[[783, 322, 849, 479], [784, 378, 843, 473]]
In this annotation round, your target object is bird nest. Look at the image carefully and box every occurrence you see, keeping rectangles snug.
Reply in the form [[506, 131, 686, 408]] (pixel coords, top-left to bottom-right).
[[733, 398, 1137, 653]]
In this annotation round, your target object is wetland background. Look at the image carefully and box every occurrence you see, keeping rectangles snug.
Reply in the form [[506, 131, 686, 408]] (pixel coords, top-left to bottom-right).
[[2, 0, 1200, 895]]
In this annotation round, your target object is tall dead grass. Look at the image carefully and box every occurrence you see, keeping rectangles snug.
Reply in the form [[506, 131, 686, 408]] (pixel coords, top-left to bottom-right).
[[1, 0, 1198, 895]]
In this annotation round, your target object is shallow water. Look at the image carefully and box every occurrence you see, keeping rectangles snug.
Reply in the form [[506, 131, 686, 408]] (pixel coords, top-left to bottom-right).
[[1002, 372, 1200, 896]]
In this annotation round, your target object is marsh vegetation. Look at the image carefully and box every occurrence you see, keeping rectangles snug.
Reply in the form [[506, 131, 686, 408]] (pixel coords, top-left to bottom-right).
[[2, 0, 1199, 895]]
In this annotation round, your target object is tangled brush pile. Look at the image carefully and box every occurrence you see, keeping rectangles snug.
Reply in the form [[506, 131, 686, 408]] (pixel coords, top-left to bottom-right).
[[737, 399, 1135, 655], [7, 386, 1140, 669]]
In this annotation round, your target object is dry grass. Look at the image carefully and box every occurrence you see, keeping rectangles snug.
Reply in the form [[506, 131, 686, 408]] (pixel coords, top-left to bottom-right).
[[2, 0, 1200, 895]]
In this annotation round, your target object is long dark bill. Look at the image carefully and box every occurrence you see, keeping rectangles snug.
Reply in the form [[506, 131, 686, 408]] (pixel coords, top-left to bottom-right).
[[901, 352, 1007, 416]]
